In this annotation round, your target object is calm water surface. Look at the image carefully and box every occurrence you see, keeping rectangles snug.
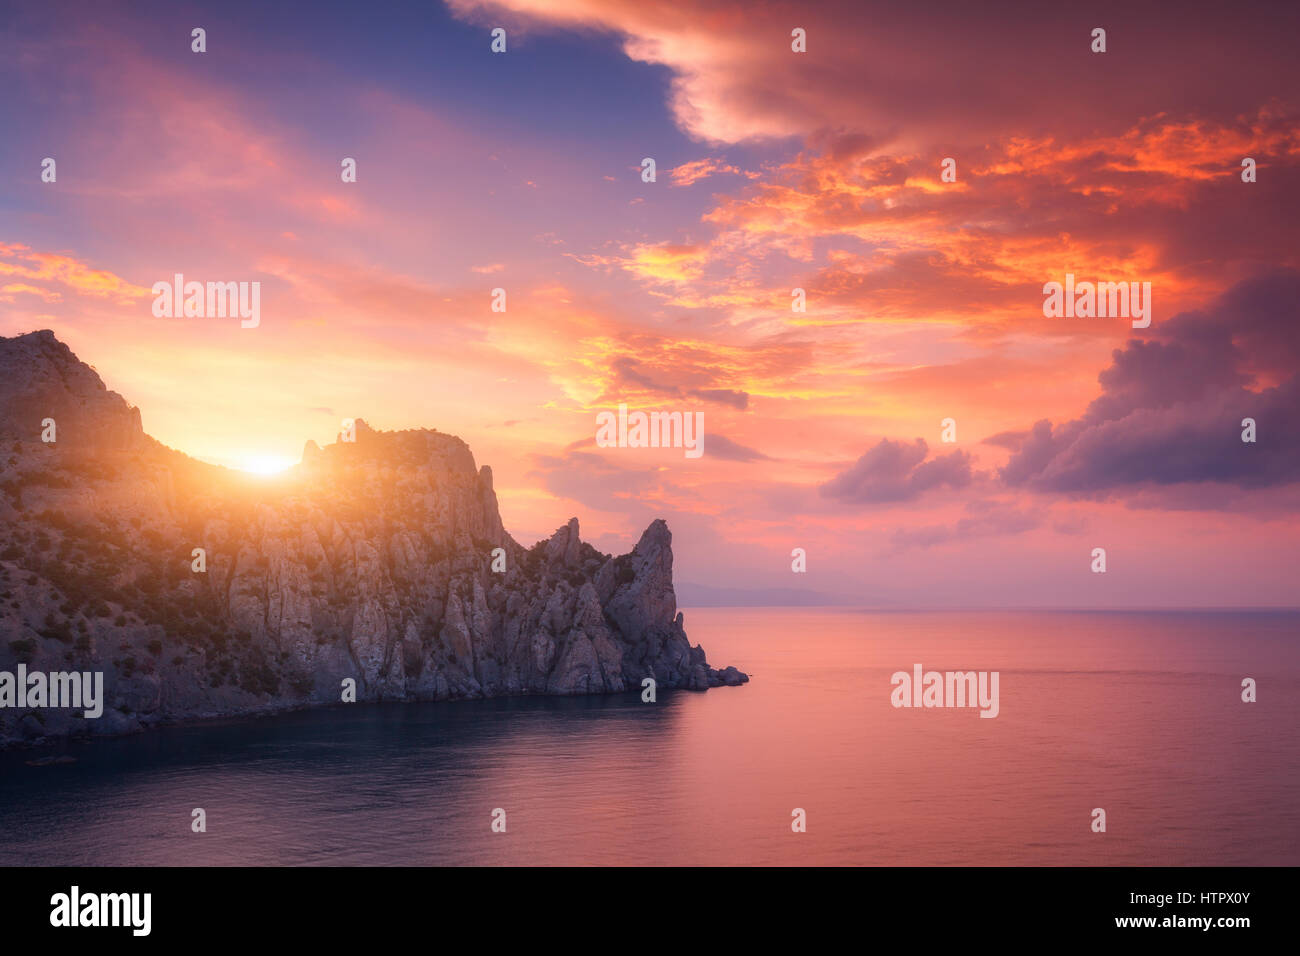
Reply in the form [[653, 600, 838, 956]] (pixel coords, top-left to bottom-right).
[[1, 609, 1297, 865]]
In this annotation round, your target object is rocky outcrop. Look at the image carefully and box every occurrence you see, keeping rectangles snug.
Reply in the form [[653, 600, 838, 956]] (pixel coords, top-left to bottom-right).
[[0, 331, 746, 748], [0, 329, 143, 453]]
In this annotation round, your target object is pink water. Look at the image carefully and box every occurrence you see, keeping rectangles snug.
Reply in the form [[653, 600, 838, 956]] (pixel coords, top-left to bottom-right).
[[1, 609, 1296, 865]]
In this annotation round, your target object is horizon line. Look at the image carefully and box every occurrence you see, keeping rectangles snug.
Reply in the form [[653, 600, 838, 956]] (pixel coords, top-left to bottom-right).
[[678, 604, 1300, 612]]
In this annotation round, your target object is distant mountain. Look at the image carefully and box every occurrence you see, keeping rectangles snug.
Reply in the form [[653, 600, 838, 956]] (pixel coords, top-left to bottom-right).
[[0, 330, 745, 748]]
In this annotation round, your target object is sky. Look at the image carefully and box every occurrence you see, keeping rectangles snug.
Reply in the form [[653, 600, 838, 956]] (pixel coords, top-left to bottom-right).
[[1, 0, 1298, 607]]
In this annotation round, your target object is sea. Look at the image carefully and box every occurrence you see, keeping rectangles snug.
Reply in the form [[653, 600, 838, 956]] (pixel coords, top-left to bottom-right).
[[1, 608, 1297, 866]]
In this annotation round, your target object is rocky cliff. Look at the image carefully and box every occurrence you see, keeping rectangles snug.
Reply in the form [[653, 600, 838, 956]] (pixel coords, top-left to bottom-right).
[[0, 330, 746, 748]]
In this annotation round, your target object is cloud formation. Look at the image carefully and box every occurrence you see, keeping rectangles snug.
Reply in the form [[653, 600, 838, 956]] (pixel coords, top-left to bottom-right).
[[1000, 271, 1300, 494], [821, 438, 973, 504]]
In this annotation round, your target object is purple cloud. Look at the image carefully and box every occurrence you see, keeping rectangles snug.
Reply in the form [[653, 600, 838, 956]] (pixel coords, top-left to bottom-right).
[[820, 437, 973, 504], [1000, 271, 1300, 494], [707, 434, 771, 462]]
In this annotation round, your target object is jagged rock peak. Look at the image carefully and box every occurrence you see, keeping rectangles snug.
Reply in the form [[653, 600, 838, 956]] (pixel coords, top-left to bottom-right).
[[545, 517, 583, 567], [324, 418, 481, 476], [0, 332, 748, 749], [0, 328, 143, 449], [637, 518, 672, 551]]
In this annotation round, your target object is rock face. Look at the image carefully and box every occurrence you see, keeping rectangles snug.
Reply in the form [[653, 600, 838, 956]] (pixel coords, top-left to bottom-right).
[[0, 329, 144, 454], [0, 330, 746, 748]]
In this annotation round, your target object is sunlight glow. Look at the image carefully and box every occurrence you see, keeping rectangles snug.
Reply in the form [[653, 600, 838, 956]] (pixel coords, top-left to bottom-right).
[[238, 455, 296, 476]]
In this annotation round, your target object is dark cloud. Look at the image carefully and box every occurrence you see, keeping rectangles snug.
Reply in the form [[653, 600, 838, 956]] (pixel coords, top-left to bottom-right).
[[820, 437, 973, 503], [807, 129, 891, 164], [561, 428, 766, 461], [608, 357, 749, 409], [1000, 271, 1300, 493], [983, 429, 1028, 449], [687, 387, 749, 409], [706, 434, 771, 461], [563, 435, 592, 452], [612, 357, 669, 392]]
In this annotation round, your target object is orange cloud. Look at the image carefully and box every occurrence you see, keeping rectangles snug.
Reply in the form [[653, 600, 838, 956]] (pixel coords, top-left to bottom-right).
[[669, 157, 756, 186], [0, 244, 150, 303]]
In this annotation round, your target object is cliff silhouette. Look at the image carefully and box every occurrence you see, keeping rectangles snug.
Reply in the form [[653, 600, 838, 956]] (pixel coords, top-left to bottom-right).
[[0, 330, 746, 747]]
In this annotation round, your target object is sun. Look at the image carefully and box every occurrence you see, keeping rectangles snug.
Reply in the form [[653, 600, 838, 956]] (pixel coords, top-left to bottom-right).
[[238, 455, 296, 476]]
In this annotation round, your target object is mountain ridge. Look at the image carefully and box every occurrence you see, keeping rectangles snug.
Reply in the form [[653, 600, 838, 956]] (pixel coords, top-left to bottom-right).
[[0, 329, 746, 749]]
